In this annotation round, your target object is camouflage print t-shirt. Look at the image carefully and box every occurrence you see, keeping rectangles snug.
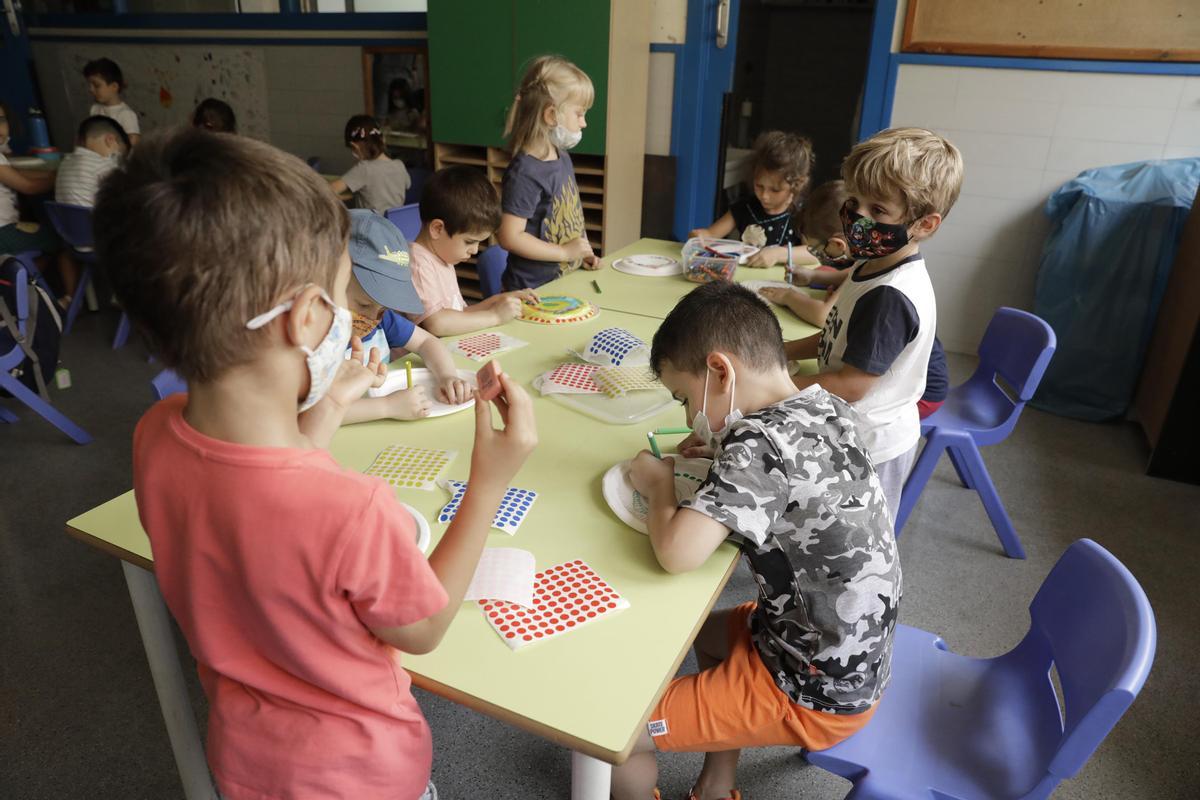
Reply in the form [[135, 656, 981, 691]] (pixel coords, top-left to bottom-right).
[[681, 386, 901, 713]]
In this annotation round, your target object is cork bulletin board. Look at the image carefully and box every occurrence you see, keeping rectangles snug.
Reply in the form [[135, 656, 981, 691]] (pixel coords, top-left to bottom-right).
[[902, 0, 1200, 62]]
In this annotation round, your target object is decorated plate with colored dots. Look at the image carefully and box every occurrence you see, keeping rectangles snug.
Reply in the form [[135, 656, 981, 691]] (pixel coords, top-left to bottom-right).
[[519, 295, 599, 325], [479, 560, 630, 650], [612, 254, 683, 277], [602, 457, 713, 534]]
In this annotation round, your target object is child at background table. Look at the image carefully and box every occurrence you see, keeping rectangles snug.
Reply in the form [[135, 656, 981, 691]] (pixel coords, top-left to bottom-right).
[[785, 127, 963, 519], [334, 209, 472, 424], [688, 130, 813, 268], [55, 115, 130, 206], [613, 281, 899, 800], [407, 165, 537, 336], [329, 115, 412, 214], [192, 97, 237, 134], [96, 127, 537, 800], [83, 58, 140, 146], [497, 55, 599, 290], [0, 101, 66, 292]]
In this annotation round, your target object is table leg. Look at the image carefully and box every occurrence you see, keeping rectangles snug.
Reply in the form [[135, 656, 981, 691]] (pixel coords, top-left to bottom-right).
[[571, 750, 612, 800], [122, 561, 218, 800]]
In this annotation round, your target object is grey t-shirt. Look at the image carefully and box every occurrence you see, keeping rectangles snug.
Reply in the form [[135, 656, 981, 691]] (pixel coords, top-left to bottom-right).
[[681, 386, 902, 713], [341, 157, 411, 214], [501, 150, 586, 290]]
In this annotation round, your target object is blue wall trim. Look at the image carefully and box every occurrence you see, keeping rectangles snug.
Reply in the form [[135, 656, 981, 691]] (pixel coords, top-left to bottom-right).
[[26, 12, 426, 32], [895, 52, 1200, 75], [857, 0, 897, 141], [30, 34, 426, 46]]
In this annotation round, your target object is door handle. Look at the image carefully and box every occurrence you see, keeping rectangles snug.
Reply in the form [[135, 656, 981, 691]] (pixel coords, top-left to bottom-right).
[[716, 0, 731, 49]]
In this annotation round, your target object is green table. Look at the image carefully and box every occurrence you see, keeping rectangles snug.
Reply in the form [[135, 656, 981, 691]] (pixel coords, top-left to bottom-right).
[[67, 308, 739, 800]]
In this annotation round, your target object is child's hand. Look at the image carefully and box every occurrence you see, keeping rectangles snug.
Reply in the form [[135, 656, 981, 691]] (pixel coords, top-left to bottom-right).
[[582, 254, 602, 270], [630, 450, 675, 500], [785, 267, 815, 287], [825, 236, 849, 259], [385, 386, 432, 420], [484, 292, 525, 323], [325, 338, 387, 408], [677, 431, 715, 459], [512, 288, 539, 305], [438, 375, 473, 405], [745, 245, 785, 268], [562, 237, 594, 263], [688, 228, 709, 240], [759, 286, 798, 306], [470, 373, 538, 492]]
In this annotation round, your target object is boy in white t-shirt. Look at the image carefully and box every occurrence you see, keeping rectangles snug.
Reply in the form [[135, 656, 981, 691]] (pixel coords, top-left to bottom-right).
[[784, 127, 963, 520], [84, 58, 140, 145], [407, 165, 537, 336], [55, 115, 130, 207]]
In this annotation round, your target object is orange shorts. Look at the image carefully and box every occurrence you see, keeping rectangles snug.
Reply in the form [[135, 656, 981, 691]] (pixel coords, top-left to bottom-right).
[[649, 602, 876, 752]]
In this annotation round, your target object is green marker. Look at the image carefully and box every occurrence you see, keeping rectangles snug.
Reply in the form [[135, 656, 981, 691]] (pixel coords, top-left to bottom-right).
[[646, 426, 692, 458], [591, 279, 602, 294]]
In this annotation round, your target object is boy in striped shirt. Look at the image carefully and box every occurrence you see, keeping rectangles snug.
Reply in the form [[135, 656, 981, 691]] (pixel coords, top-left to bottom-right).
[[55, 115, 130, 207]]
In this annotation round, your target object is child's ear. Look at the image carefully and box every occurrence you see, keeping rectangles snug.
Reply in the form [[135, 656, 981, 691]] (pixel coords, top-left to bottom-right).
[[705, 352, 735, 389], [284, 285, 328, 350], [912, 213, 943, 240], [429, 219, 446, 240], [542, 104, 558, 127]]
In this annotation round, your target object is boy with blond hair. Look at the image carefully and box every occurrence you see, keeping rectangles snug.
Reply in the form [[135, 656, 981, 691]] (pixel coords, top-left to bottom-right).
[[95, 128, 537, 800], [782, 127, 962, 519]]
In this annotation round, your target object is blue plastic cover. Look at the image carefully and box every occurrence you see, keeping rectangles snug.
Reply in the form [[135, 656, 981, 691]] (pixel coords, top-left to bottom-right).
[[1032, 158, 1200, 421]]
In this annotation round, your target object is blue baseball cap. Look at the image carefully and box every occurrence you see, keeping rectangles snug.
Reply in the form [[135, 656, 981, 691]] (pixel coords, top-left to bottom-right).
[[347, 209, 424, 315]]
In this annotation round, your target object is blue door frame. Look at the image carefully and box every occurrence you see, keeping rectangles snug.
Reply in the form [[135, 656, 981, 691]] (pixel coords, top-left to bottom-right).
[[671, 0, 741, 241], [1, 3, 41, 154]]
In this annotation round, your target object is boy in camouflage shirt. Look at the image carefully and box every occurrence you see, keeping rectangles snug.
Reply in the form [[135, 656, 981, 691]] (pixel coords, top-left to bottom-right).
[[612, 282, 901, 800]]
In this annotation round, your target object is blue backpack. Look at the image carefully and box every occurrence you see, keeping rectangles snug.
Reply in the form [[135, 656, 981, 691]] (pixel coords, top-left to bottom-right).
[[0, 255, 62, 398]]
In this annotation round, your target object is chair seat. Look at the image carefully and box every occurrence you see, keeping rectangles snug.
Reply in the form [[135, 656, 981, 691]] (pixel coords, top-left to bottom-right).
[[921, 381, 1012, 435], [806, 625, 1064, 800]]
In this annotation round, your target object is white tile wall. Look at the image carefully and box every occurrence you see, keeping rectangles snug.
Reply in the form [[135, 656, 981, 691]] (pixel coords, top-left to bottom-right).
[[890, 65, 1200, 355]]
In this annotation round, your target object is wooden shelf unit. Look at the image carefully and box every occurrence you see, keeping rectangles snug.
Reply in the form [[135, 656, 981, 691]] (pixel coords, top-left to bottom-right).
[[435, 142, 612, 297]]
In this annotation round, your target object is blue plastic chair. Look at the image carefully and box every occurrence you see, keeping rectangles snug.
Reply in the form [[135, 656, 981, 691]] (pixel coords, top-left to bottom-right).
[[42, 202, 97, 336], [806, 538, 1156, 800], [383, 203, 421, 243], [0, 254, 92, 444], [896, 308, 1056, 559], [150, 368, 187, 401], [405, 166, 431, 205], [476, 245, 508, 299]]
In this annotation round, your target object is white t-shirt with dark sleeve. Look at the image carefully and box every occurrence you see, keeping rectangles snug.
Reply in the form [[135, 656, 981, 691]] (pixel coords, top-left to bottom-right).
[[90, 102, 140, 136]]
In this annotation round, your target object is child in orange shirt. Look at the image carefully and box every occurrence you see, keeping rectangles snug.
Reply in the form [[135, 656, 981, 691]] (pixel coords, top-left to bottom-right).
[[96, 128, 537, 800]]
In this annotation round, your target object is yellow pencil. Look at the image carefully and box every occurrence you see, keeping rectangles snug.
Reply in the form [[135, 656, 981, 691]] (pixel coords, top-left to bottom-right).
[[405, 360, 413, 388]]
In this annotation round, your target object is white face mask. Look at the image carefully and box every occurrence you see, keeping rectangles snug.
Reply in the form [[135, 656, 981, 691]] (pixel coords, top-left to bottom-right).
[[691, 363, 743, 449], [549, 124, 582, 150], [246, 286, 352, 412]]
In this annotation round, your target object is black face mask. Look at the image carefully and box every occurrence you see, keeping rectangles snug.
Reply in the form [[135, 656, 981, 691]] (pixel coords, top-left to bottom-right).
[[840, 200, 914, 259]]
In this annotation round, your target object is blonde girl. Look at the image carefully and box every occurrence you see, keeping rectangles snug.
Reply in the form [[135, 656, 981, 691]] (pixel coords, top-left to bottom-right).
[[496, 55, 600, 290]]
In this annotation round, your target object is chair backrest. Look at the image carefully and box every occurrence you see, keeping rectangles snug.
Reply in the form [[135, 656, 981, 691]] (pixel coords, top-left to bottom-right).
[[150, 368, 187, 401], [405, 166, 431, 206], [44, 202, 95, 250], [1026, 538, 1156, 780], [976, 307, 1057, 403], [476, 245, 508, 299], [383, 203, 421, 243]]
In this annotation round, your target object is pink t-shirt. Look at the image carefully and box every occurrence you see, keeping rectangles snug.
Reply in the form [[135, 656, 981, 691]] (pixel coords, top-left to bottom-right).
[[132, 395, 448, 800], [406, 240, 466, 325]]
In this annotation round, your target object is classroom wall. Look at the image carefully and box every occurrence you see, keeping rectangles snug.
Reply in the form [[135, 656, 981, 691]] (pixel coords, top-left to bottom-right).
[[889, 64, 1200, 355], [32, 40, 368, 175]]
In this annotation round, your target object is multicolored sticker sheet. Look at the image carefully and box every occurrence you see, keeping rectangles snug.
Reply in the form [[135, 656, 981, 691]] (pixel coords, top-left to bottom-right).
[[438, 479, 538, 536], [592, 365, 662, 398], [479, 560, 630, 650], [453, 332, 528, 362], [364, 445, 456, 491]]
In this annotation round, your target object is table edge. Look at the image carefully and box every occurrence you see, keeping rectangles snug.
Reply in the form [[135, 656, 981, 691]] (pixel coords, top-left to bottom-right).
[[65, 522, 154, 571]]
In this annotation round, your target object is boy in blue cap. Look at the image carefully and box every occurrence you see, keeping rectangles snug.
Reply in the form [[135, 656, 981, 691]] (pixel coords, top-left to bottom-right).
[[340, 209, 470, 423]]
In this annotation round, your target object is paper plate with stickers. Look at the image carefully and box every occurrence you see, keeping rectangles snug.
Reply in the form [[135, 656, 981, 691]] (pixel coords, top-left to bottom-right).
[[602, 457, 713, 534], [612, 254, 683, 277], [519, 295, 599, 325]]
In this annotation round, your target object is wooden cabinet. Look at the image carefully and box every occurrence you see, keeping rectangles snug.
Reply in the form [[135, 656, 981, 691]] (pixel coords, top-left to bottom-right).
[[427, 0, 648, 299]]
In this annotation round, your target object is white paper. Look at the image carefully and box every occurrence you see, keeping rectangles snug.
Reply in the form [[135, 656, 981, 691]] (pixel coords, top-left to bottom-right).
[[465, 548, 536, 609]]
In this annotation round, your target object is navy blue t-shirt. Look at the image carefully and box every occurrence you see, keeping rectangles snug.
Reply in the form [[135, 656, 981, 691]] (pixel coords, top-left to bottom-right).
[[729, 196, 803, 247], [501, 150, 587, 290]]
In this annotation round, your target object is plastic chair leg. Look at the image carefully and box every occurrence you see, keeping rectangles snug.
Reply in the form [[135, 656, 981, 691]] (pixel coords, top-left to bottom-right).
[[946, 446, 974, 489], [954, 441, 1025, 559], [0, 373, 92, 444], [113, 312, 131, 349], [895, 431, 949, 535], [63, 267, 93, 334], [0, 404, 18, 423]]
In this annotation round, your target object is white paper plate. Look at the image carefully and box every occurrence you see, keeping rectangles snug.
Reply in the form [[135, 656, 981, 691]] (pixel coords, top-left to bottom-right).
[[741, 279, 795, 301], [612, 254, 683, 277], [367, 367, 477, 417], [399, 502, 432, 553], [602, 457, 713, 534]]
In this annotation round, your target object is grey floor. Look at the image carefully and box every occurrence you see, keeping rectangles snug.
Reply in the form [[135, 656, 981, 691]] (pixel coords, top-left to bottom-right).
[[2, 307, 1198, 800]]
